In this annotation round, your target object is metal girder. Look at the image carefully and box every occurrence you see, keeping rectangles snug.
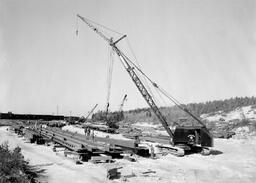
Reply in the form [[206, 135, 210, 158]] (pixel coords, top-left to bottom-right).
[[25, 126, 148, 155]]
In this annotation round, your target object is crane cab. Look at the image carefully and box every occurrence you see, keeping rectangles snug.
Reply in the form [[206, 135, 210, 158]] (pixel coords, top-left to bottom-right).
[[173, 126, 213, 148]]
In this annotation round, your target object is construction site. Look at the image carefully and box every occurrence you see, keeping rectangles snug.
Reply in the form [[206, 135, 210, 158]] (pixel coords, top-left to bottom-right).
[[1, 0, 256, 183]]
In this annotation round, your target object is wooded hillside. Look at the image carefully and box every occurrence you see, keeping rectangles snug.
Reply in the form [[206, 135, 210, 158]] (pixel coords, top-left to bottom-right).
[[123, 96, 256, 124]]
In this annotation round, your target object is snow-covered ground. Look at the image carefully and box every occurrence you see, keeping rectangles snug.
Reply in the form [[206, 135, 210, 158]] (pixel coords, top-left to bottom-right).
[[1, 126, 256, 183], [132, 122, 161, 129], [0, 126, 107, 183], [201, 105, 256, 122]]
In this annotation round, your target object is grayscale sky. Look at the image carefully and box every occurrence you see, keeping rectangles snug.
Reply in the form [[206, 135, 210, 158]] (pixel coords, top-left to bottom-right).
[[0, 0, 255, 116]]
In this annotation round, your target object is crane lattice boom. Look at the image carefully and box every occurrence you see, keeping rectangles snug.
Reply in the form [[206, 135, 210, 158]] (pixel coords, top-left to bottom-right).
[[77, 14, 111, 43], [112, 47, 174, 139], [77, 14, 174, 141]]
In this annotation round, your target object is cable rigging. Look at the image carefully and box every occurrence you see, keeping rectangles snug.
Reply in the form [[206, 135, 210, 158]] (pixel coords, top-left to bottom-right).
[[105, 43, 114, 117], [76, 14, 206, 128]]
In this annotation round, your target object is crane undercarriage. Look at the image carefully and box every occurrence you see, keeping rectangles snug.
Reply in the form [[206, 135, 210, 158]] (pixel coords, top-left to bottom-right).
[[141, 126, 213, 156]]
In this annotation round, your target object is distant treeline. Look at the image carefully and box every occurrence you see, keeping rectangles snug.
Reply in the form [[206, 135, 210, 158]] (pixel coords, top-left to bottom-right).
[[185, 96, 256, 115], [124, 96, 256, 124], [92, 111, 124, 122], [2, 96, 255, 124]]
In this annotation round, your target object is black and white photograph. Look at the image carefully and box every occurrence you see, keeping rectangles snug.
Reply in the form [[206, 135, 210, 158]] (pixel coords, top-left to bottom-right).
[[0, 0, 255, 182]]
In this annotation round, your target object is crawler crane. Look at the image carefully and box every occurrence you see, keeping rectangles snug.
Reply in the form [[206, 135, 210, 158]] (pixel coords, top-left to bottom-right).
[[119, 94, 127, 112], [79, 104, 98, 123], [76, 14, 213, 156]]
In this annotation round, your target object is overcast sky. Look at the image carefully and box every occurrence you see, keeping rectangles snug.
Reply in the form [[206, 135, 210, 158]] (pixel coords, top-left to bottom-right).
[[0, 0, 255, 116]]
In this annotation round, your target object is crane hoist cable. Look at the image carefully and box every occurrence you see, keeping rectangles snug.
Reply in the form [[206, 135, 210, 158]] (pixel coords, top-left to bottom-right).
[[76, 15, 125, 118], [115, 44, 205, 126], [76, 16, 79, 36], [125, 56, 206, 126], [76, 15, 124, 42], [76, 15, 157, 99], [76, 14, 158, 109], [125, 38, 159, 106], [155, 86, 168, 107], [105, 44, 114, 116], [81, 16, 124, 36], [119, 51, 181, 106], [125, 37, 173, 107]]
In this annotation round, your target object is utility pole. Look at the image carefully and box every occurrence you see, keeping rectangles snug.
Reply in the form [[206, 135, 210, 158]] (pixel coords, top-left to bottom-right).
[[57, 105, 59, 116]]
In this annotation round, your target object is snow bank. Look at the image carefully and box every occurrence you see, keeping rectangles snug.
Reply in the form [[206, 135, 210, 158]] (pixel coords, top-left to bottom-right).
[[132, 122, 161, 128], [201, 105, 256, 122], [0, 126, 107, 183]]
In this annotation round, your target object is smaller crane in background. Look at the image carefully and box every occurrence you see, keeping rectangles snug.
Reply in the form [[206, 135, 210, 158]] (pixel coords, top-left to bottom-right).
[[119, 94, 127, 112], [105, 95, 127, 129], [79, 104, 98, 123], [85, 104, 98, 121]]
